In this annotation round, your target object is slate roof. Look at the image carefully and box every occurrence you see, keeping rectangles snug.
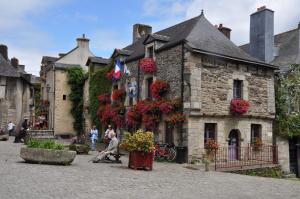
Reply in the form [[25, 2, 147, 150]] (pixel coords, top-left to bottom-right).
[[120, 14, 275, 68], [0, 54, 20, 77], [53, 63, 81, 70], [240, 27, 300, 72], [41, 56, 58, 64], [86, 56, 110, 66]]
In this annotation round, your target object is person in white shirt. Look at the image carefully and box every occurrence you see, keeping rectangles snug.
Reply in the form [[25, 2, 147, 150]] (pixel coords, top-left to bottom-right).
[[92, 132, 119, 163], [90, 126, 98, 151], [104, 125, 115, 146], [7, 121, 15, 136]]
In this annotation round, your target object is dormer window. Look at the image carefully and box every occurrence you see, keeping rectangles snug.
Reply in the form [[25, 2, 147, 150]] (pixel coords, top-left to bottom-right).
[[146, 44, 154, 58]]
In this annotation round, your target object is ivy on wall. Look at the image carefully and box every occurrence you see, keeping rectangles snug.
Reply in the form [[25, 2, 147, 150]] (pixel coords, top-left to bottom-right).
[[66, 67, 85, 135], [89, 66, 112, 129], [275, 64, 300, 138]]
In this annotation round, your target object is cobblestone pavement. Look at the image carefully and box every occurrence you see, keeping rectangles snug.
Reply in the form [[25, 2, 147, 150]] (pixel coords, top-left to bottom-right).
[[0, 138, 300, 199]]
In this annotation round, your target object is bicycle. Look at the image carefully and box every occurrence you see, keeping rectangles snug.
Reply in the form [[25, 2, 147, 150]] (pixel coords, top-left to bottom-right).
[[154, 143, 177, 162]]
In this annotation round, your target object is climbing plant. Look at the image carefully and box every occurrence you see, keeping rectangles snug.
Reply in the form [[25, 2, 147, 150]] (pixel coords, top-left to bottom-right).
[[66, 67, 85, 135], [89, 66, 112, 129], [275, 64, 300, 138]]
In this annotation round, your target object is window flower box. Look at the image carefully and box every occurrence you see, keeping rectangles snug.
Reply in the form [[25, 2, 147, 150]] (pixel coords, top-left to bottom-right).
[[140, 58, 157, 74], [97, 93, 111, 105], [230, 99, 250, 114]]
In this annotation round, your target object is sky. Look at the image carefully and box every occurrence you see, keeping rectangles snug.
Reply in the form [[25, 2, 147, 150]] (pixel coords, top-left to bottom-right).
[[0, 0, 299, 76]]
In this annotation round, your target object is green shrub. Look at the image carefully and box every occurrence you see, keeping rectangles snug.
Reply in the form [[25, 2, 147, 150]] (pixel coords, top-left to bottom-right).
[[27, 139, 65, 150]]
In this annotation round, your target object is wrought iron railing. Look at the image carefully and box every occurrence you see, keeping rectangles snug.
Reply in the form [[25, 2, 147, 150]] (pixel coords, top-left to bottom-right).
[[204, 144, 278, 170]]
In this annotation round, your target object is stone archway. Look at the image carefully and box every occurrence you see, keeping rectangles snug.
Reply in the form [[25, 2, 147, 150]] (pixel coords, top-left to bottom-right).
[[228, 129, 241, 160]]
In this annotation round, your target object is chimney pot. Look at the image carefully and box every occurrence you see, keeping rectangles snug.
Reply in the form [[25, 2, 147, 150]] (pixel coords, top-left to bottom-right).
[[298, 22, 300, 29], [76, 34, 90, 48], [132, 24, 152, 43], [11, 57, 19, 67], [0, 44, 8, 61], [218, 24, 231, 39]]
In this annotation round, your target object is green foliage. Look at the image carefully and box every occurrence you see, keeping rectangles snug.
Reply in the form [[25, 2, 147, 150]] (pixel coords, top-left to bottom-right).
[[66, 67, 85, 135], [34, 84, 41, 117], [275, 64, 300, 138], [230, 167, 283, 178], [120, 129, 155, 153], [27, 139, 65, 150], [89, 66, 112, 128]]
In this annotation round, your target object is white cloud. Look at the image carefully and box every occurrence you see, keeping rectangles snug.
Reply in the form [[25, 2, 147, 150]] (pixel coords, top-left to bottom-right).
[[143, 0, 300, 45]]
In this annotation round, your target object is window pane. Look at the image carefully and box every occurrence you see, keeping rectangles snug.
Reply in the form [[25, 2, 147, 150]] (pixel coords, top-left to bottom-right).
[[233, 80, 242, 99], [147, 78, 153, 99], [251, 124, 261, 142], [204, 123, 217, 145]]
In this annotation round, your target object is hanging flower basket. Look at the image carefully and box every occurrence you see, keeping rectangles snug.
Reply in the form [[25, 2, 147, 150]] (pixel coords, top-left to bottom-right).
[[126, 108, 141, 128], [159, 101, 173, 114], [140, 58, 157, 74], [150, 80, 169, 99], [165, 113, 185, 126], [230, 99, 250, 114], [97, 93, 111, 105], [112, 89, 126, 101]]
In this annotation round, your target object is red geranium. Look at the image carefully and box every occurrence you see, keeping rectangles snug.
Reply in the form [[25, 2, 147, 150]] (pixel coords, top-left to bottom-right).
[[151, 80, 169, 99], [230, 99, 250, 114], [97, 93, 111, 105], [165, 113, 185, 126], [126, 108, 140, 128], [142, 114, 159, 131], [112, 89, 125, 101], [100, 105, 111, 126], [159, 101, 173, 114], [106, 69, 114, 81], [140, 58, 157, 74]]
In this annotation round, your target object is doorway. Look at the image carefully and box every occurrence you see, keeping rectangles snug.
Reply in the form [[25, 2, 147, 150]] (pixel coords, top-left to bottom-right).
[[165, 122, 174, 146], [228, 129, 240, 160]]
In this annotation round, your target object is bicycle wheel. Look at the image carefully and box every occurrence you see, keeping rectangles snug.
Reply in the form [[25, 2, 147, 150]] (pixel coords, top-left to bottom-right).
[[166, 147, 177, 162]]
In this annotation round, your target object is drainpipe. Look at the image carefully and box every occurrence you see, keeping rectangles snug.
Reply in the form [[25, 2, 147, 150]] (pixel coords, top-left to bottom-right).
[[137, 59, 140, 102], [180, 42, 185, 146], [53, 65, 56, 132]]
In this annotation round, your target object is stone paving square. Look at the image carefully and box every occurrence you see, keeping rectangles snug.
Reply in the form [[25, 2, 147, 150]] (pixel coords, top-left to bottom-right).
[[0, 138, 300, 199]]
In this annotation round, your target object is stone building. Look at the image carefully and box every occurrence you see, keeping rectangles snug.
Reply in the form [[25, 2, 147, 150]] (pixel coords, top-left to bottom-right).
[[110, 11, 277, 163], [241, 6, 300, 174], [0, 44, 36, 131], [40, 35, 94, 136]]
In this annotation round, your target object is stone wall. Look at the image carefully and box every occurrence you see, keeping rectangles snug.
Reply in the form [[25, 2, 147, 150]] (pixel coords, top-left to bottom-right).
[[54, 70, 75, 135], [187, 116, 273, 159], [276, 136, 290, 173], [184, 53, 276, 118]]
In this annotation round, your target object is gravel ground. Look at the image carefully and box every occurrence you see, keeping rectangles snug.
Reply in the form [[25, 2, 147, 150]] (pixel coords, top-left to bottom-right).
[[0, 138, 300, 199]]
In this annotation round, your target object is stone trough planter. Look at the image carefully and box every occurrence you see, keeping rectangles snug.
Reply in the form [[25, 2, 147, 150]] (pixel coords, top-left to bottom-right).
[[69, 144, 90, 154], [0, 134, 9, 141], [20, 147, 76, 165]]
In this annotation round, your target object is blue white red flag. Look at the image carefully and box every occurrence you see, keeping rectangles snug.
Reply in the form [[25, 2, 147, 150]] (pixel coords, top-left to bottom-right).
[[123, 63, 130, 75], [114, 59, 121, 79]]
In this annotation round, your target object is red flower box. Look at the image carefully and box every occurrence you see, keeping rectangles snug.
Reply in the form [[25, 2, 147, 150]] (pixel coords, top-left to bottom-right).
[[97, 93, 111, 105], [140, 58, 157, 74], [112, 89, 125, 101], [230, 99, 250, 114], [106, 69, 114, 81], [150, 80, 169, 99], [128, 151, 153, 171]]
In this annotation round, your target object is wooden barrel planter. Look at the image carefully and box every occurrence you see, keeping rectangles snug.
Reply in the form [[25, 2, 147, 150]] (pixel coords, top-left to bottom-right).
[[128, 151, 154, 171]]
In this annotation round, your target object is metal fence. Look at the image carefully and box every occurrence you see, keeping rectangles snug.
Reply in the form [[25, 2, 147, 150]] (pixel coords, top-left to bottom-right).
[[208, 145, 278, 171]]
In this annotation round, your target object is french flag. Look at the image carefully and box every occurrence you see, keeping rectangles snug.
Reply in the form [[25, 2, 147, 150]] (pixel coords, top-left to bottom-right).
[[114, 59, 121, 79]]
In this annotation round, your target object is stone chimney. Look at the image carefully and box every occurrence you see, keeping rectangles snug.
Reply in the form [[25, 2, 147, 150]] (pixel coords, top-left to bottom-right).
[[76, 34, 90, 49], [11, 57, 19, 67], [133, 24, 152, 43], [249, 6, 274, 63], [0, 44, 8, 61], [218, 24, 231, 39]]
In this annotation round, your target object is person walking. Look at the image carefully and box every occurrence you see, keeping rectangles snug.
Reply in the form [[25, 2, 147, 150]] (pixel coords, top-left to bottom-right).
[[90, 126, 98, 151], [14, 119, 28, 143], [7, 121, 15, 136]]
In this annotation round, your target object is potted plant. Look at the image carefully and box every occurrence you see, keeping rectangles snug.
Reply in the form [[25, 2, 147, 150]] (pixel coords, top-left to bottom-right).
[[230, 99, 250, 114], [252, 137, 263, 151], [140, 58, 157, 74], [20, 139, 76, 165], [120, 129, 155, 171], [204, 139, 219, 161]]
